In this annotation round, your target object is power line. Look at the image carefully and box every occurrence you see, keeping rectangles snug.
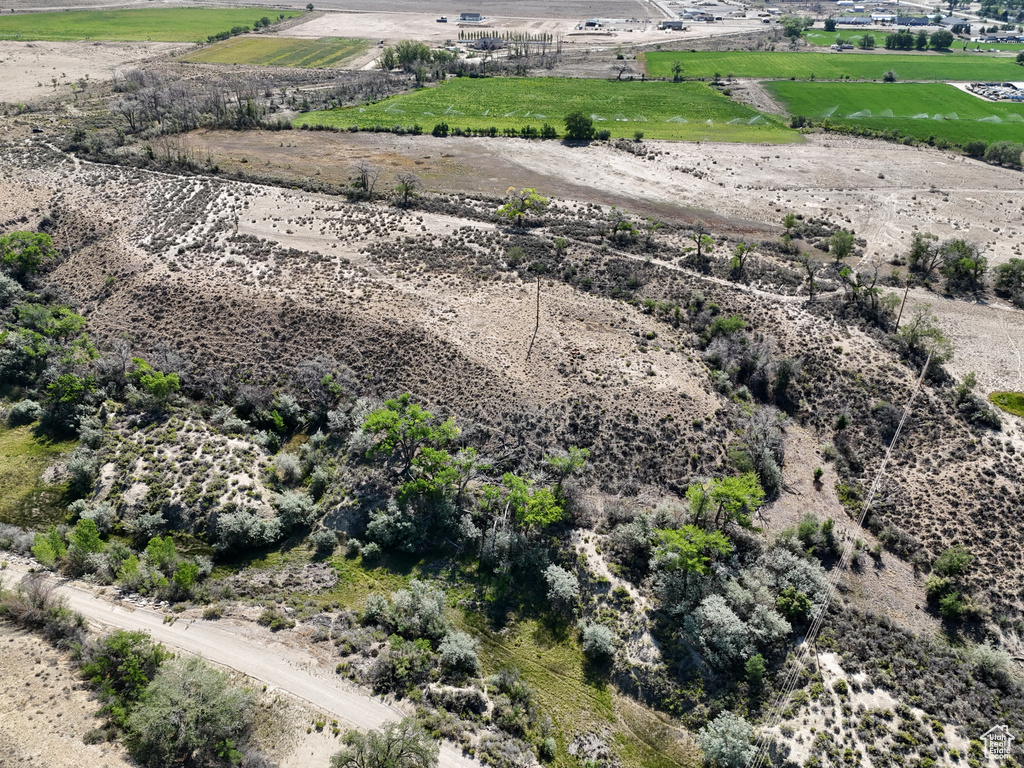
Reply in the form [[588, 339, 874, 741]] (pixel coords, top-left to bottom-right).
[[747, 352, 932, 768]]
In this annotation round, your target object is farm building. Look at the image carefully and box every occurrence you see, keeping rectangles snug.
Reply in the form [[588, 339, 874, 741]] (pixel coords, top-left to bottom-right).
[[871, 13, 896, 22], [895, 15, 931, 25], [584, 18, 603, 26], [836, 16, 871, 24], [459, 12, 483, 22], [471, 36, 504, 49], [659, 19, 686, 28]]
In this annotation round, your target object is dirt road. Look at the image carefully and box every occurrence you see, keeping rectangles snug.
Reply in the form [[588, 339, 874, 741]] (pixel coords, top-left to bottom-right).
[[2, 564, 478, 768]]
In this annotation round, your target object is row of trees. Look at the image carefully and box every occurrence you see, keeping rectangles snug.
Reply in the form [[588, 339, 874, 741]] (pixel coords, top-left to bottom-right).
[[884, 28, 954, 50]]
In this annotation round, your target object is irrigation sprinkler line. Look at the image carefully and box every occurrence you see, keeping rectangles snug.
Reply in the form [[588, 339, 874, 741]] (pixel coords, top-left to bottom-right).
[[747, 351, 931, 768]]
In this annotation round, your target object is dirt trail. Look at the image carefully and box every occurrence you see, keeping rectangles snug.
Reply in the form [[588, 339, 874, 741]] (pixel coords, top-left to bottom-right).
[[1, 563, 479, 768]]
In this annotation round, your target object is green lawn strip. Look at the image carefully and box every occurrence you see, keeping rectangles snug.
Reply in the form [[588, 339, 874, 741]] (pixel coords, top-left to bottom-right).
[[0, 8, 304, 43], [294, 77, 797, 143], [462, 611, 615, 763], [0, 423, 75, 528], [644, 50, 1023, 81], [989, 391, 1024, 417], [803, 31, 869, 47], [179, 36, 370, 68], [766, 81, 1024, 144]]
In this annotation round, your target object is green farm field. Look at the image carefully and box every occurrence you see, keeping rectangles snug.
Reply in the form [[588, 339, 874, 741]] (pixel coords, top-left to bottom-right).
[[0, 8, 304, 42], [803, 30, 871, 47], [180, 36, 370, 68], [294, 77, 798, 143], [767, 81, 1024, 144], [643, 50, 1022, 81]]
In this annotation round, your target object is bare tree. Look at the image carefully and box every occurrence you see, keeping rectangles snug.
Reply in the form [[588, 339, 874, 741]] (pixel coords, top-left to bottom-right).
[[394, 172, 420, 208], [353, 162, 382, 200]]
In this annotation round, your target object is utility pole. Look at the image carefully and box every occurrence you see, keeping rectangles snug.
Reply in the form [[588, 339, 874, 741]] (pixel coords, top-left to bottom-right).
[[894, 280, 911, 330], [526, 276, 541, 361]]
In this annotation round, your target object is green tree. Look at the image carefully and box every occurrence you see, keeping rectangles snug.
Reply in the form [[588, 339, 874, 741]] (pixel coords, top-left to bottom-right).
[[983, 140, 1024, 168], [363, 393, 459, 476], [895, 305, 954, 367], [907, 231, 941, 281], [31, 525, 67, 566], [81, 630, 170, 726], [930, 29, 954, 49], [496, 187, 549, 227], [782, 15, 806, 37], [916, 30, 929, 50], [67, 518, 104, 572], [745, 653, 766, 687], [330, 718, 438, 768], [688, 221, 715, 271], [939, 239, 987, 292], [144, 535, 178, 574], [823, 17, 836, 31], [859, 33, 875, 49], [0, 231, 57, 276], [994, 257, 1024, 303], [776, 585, 813, 621], [563, 111, 595, 141], [379, 46, 397, 70], [501, 473, 564, 531], [126, 655, 253, 768], [828, 229, 855, 263], [544, 445, 590, 495], [654, 525, 733, 574], [46, 373, 94, 407], [729, 242, 753, 280], [172, 562, 200, 593], [686, 473, 765, 530], [782, 212, 797, 234], [1017, 50, 1024, 65]]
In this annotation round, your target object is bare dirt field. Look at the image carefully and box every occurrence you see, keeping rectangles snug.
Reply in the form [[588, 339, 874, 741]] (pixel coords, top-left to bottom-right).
[[0, 621, 134, 768], [279, 10, 765, 52], [0, 40, 188, 104]]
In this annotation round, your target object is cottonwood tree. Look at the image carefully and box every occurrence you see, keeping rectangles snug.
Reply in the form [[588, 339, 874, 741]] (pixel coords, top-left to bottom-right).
[[939, 239, 987, 293], [362, 394, 459, 477], [496, 186, 548, 227], [331, 718, 438, 768], [394, 172, 420, 208], [907, 231, 941, 282], [544, 445, 589, 496], [352, 162, 382, 200], [686, 473, 766, 530], [828, 228, 855, 264], [994, 257, 1024, 305], [729, 242, 753, 280], [895, 304, 954, 370], [688, 222, 715, 272], [563, 111, 595, 141]]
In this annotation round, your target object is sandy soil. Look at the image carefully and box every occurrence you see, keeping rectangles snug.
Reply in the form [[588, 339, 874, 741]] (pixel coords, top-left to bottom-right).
[[280, 9, 769, 52], [0, 40, 188, 104], [0, 621, 134, 768], [0, 563, 477, 768]]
